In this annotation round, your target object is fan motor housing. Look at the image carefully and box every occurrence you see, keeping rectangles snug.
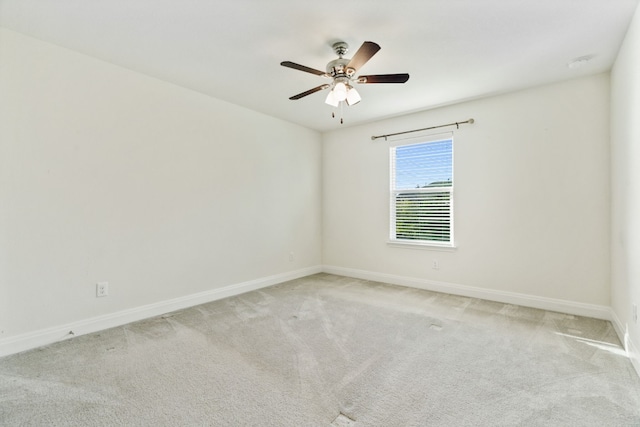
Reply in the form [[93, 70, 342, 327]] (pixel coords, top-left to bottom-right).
[[326, 58, 355, 78]]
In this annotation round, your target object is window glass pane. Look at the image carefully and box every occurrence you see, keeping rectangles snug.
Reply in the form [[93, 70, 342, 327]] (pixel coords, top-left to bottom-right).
[[391, 137, 453, 245], [394, 139, 452, 190], [395, 191, 451, 241]]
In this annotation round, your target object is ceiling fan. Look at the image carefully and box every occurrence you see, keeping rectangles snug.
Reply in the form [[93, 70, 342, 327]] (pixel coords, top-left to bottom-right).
[[281, 41, 409, 121]]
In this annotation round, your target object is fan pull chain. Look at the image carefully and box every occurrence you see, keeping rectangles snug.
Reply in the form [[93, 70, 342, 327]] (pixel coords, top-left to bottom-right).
[[330, 103, 345, 124]]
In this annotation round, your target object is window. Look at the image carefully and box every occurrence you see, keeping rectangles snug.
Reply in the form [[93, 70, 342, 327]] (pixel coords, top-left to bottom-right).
[[390, 137, 453, 246]]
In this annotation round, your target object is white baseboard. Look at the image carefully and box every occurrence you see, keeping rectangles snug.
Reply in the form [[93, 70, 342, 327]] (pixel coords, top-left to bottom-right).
[[4, 264, 634, 378], [3, 264, 639, 381], [0, 266, 322, 358], [322, 265, 612, 320], [610, 309, 640, 378], [629, 337, 640, 378]]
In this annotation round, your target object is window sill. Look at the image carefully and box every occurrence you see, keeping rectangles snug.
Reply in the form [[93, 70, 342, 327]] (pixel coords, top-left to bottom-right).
[[387, 240, 457, 251]]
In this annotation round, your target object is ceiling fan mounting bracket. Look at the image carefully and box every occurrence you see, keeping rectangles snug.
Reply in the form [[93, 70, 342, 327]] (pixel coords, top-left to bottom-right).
[[332, 41, 349, 57]]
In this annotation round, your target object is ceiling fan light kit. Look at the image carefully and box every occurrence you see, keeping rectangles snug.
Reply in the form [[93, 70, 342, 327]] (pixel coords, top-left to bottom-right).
[[346, 86, 362, 105], [281, 41, 409, 123]]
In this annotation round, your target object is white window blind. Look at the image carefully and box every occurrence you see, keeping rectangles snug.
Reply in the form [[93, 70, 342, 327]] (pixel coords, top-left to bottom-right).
[[390, 138, 453, 245]]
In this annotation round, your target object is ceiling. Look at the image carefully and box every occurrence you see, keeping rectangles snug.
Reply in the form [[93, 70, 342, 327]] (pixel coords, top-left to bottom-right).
[[1, 0, 638, 132]]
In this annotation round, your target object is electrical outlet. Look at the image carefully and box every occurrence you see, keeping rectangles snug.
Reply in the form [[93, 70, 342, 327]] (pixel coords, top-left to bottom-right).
[[633, 304, 638, 324], [432, 260, 440, 270], [289, 252, 294, 262], [96, 282, 109, 297]]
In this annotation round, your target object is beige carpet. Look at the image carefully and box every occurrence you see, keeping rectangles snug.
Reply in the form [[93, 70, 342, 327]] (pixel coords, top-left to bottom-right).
[[1, 273, 639, 426]]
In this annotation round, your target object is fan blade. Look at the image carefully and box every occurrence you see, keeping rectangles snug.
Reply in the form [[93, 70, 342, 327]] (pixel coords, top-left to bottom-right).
[[346, 41, 381, 72], [356, 73, 410, 84], [289, 84, 330, 100], [281, 61, 328, 77]]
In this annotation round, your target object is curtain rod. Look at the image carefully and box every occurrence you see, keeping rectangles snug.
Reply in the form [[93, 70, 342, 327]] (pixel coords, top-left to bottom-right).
[[371, 118, 475, 141]]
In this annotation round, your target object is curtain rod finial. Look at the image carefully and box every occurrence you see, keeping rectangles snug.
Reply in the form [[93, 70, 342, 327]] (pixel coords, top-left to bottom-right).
[[469, 118, 475, 124]]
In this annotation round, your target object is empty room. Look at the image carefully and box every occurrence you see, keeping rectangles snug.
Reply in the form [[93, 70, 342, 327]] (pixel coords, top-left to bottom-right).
[[1, 0, 640, 425]]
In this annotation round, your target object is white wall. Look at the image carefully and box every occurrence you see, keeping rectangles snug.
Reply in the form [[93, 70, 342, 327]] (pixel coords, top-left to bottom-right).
[[0, 29, 322, 349], [611, 4, 640, 373], [323, 74, 611, 314]]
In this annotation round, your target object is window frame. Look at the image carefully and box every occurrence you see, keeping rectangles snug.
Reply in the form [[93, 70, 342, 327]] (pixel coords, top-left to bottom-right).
[[388, 134, 455, 249]]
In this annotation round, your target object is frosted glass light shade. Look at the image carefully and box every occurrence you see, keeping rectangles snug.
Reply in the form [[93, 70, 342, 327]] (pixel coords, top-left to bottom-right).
[[346, 87, 361, 105], [325, 90, 339, 107], [333, 82, 347, 101]]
